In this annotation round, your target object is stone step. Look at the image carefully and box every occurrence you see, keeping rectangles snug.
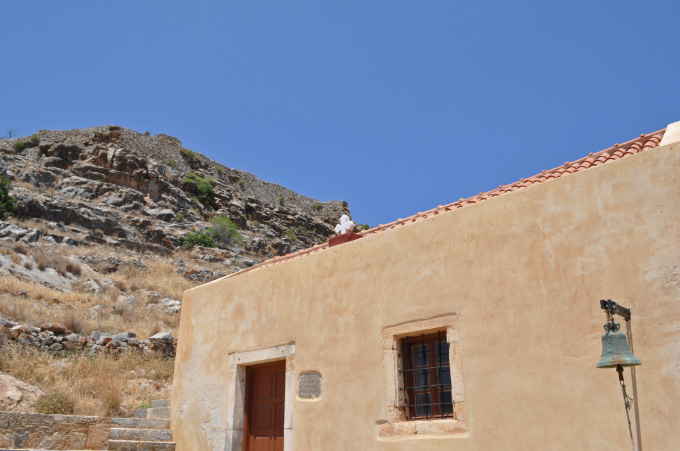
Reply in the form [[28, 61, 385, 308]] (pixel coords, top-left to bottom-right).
[[150, 399, 169, 408], [121, 428, 172, 442], [133, 406, 170, 419], [108, 440, 176, 451], [110, 427, 173, 441], [112, 417, 170, 429]]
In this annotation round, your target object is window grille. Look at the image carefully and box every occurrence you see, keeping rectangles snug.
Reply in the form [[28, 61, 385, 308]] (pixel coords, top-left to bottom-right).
[[400, 331, 453, 420]]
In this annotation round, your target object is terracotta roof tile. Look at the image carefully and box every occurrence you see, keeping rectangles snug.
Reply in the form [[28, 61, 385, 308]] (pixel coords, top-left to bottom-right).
[[226, 128, 665, 279]]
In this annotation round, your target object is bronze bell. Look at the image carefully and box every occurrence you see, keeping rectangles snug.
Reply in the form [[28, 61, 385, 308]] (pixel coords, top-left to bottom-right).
[[596, 321, 641, 368]]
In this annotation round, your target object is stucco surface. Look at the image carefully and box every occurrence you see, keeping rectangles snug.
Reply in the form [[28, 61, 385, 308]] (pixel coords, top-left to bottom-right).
[[173, 142, 680, 450]]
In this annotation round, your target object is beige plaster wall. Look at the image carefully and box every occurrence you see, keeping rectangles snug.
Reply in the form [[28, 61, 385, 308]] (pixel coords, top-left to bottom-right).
[[172, 141, 680, 451]]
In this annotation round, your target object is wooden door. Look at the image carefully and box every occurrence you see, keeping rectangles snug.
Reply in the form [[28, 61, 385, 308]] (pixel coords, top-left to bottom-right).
[[243, 360, 286, 451]]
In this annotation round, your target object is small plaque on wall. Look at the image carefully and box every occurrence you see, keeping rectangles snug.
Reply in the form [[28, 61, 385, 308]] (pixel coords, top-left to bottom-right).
[[298, 372, 322, 399]]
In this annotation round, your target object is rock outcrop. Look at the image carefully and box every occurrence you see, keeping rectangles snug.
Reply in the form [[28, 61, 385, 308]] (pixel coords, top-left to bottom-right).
[[0, 126, 354, 262], [0, 374, 44, 413]]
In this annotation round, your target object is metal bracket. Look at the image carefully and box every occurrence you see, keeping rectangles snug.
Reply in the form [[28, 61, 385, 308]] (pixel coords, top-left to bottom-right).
[[600, 299, 631, 321]]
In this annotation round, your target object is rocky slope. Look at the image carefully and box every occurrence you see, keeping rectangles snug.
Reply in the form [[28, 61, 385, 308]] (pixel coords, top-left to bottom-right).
[[0, 125, 351, 268]]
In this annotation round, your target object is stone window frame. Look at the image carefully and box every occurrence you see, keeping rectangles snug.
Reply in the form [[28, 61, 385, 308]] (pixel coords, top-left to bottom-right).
[[380, 315, 468, 438], [225, 343, 295, 451]]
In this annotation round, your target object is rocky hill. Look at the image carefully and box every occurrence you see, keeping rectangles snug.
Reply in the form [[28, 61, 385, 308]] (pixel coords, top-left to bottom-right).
[[0, 126, 356, 417], [0, 125, 351, 267]]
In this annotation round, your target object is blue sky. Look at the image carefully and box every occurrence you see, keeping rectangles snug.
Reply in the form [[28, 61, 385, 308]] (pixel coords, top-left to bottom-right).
[[2, 1, 678, 227]]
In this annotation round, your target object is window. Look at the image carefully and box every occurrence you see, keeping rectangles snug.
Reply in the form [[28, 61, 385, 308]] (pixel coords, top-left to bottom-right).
[[400, 331, 453, 420], [380, 315, 468, 438]]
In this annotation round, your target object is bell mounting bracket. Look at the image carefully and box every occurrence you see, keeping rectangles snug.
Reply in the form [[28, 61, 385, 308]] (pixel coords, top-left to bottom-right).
[[600, 299, 631, 321]]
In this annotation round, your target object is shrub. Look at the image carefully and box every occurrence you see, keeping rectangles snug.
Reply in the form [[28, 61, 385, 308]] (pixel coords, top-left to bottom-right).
[[0, 177, 17, 219], [311, 202, 322, 211], [238, 179, 245, 188], [167, 160, 177, 167], [63, 311, 83, 335], [180, 148, 199, 164], [342, 200, 348, 208], [278, 195, 286, 207], [183, 173, 215, 206], [209, 215, 243, 246], [361, 224, 370, 230], [102, 376, 123, 416], [176, 212, 185, 223], [285, 229, 297, 241], [137, 399, 153, 410], [252, 220, 260, 229], [13, 142, 26, 152], [295, 225, 309, 236], [65, 259, 82, 275], [181, 230, 216, 248], [216, 166, 224, 175], [30, 134, 39, 143], [37, 392, 75, 414], [35, 251, 47, 270]]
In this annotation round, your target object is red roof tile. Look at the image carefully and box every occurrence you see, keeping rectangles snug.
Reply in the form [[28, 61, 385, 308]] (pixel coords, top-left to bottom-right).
[[226, 128, 665, 279]]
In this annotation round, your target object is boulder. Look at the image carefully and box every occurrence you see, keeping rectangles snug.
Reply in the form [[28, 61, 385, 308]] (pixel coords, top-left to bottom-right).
[[150, 332, 175, 343], [0, 374, 45, 413]]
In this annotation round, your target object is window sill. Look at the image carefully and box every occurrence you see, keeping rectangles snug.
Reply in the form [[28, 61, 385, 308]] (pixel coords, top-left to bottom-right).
[[378, 418, 469, 439]]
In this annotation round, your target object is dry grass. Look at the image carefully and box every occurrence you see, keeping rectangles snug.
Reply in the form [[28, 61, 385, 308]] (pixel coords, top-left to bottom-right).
[[0, 241, 200, 418], [65, 259, 82, 275], [34, 250, 48, 270], [0, 341, 173, 416], [108, 259, 195, 302], [0, 275, 179, 339]]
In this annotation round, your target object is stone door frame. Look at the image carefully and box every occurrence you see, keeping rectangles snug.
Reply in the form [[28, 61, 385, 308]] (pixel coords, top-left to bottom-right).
[[225, 343, 295, 451]]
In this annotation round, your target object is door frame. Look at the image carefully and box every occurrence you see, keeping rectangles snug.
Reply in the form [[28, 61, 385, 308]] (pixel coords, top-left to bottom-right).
[[226, 343, 295, 451]]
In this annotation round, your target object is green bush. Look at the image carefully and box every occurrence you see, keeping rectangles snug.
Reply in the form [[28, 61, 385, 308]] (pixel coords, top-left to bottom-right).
[[279, 195, 285, 207], [238, 179, 245, 188], [37, 393, 74, 415], [216, 166, 224, 174], [13, 142, 26, 152], [180, 148, 200, 164], [295, 225, 309, 236], [361, 224, 370, 230], [342, 200, 348, 208], [0, 176, 17, 219], [167, 160, 177, 167], [311, 202, 322, 211], [136, 400, 153, 410], [183, 173, 215, 206], [209, 215, 243, 246], [285, 229, 297, 241], [252, 220, 260, 229], [30, 134, 40, 143], [176, 212, 185, 223], [181, 230, 216, 248]]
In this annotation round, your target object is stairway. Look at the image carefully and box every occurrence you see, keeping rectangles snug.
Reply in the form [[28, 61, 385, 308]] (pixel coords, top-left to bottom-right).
[[108, 400, 175, 451]]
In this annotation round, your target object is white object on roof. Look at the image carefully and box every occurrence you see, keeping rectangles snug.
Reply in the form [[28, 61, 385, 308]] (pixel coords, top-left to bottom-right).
[[334, 215, 354, 235]]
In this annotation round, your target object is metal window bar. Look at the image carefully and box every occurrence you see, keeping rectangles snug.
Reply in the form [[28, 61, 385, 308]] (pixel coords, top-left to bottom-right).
[[421, 333, 427, 421], [404, 335, 412, 420], [437, 330, 443, 419]]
